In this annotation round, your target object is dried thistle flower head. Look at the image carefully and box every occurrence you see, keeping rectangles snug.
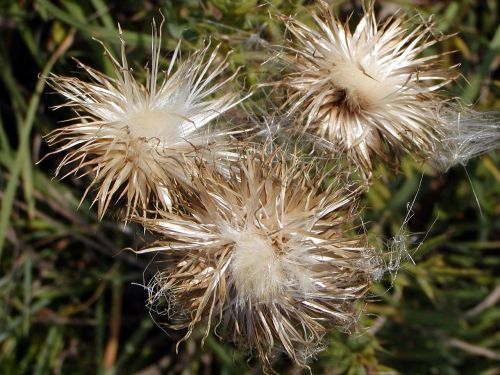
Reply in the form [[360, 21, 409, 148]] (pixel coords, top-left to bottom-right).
[[138, 147, 380, 368], [280, 0, 456, 178], [46, 21, 241, 219]]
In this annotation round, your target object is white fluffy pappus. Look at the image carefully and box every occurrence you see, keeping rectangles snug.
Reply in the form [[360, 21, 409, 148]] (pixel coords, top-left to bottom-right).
[[433, 110, 500, 171], [137, 147, 382, 369], [46, 20, 242, 219], [279, 0, 457, 178]]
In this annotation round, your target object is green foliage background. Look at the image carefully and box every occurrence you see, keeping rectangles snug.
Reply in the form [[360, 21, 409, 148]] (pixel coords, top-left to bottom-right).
[[0, 0, 498, 374]]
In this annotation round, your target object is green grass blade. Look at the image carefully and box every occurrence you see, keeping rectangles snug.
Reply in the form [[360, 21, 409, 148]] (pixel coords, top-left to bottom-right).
[[0, 30, 75, 261], [37, 0, 152, 47]]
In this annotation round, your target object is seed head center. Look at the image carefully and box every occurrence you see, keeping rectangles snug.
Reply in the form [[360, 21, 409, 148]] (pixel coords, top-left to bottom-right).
[[125, 109, 184, 142], [225, 228, 284, 302], [330, 63, 392, 112]]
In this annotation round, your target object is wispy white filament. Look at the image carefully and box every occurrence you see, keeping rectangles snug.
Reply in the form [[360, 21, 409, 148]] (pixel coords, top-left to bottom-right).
[[434, 110, 500, 171]]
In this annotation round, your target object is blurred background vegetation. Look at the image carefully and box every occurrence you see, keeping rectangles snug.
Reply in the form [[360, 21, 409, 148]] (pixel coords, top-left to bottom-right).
[[0, 0, 498, 374]]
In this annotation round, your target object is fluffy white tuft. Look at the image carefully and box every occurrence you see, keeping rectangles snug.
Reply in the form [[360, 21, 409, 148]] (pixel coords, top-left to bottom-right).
[[433, 110, 500, 171], [222, 226, 315, 304]]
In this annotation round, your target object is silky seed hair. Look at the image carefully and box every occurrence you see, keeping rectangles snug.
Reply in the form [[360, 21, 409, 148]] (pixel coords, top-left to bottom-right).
[[432, 109, 500, 171], [279, 0, 457, 179], [138, 146, 381, 369], [46, 20, 242, 219]]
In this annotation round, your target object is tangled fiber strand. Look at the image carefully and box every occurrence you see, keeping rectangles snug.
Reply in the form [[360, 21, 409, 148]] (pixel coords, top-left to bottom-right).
[[46, 20, 241, 219], [279, 0, 457, 179], [433, 110, 500, 171], [137, 147, 381, 368]]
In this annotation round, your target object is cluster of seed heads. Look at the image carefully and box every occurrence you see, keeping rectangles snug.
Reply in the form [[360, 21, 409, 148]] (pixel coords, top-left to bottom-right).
[[45, 0, 499, 371]]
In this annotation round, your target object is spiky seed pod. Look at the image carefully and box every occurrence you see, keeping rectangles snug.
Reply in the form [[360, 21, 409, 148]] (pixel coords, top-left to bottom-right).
[[138, 147, 381, 368], [280, 0, 457, 178], [46, 21, 241, 219]]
